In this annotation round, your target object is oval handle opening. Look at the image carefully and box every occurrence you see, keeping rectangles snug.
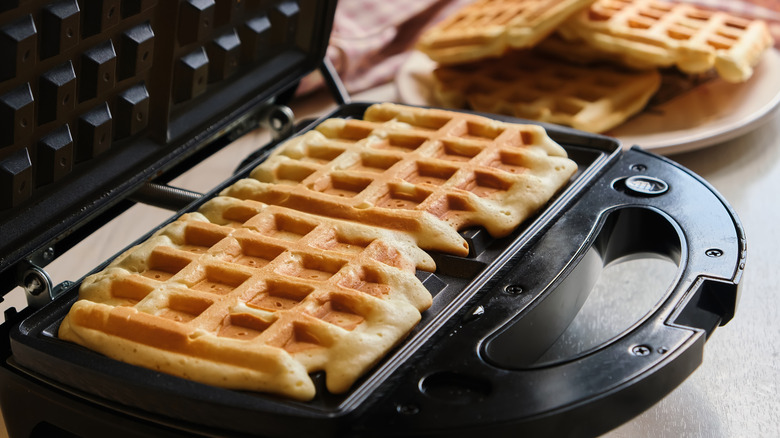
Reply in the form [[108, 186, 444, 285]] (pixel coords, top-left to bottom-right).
[[483, 207, 683, 369]]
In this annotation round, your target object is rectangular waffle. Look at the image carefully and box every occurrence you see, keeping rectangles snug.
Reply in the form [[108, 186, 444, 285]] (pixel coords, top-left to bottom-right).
[[59, 104, 578, 400], [557, 0, 774, 83], [223, 103, 578, 246], [431, 50, 661, 133], [59, 198, 436, 401], [415, 0, 597, 64]]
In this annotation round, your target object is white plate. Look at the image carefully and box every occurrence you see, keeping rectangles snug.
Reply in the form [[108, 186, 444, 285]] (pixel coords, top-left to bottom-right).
[[396, 48, 780, 155]]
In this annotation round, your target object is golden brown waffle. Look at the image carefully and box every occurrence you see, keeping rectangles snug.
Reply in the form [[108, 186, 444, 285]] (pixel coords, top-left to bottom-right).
[[558, 0, 774, 83], [416, 0, 597, 64], [59, 104, 577, 400], [431, 51, 661, 133], [59, 197, 436, 401], [223, 103, 578, 247]]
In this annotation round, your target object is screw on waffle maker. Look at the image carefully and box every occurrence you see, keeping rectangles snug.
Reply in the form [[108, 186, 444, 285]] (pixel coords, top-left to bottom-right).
[[0, 1, 745, 438]]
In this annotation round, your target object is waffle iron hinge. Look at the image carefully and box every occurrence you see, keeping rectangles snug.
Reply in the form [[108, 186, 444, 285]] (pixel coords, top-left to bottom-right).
[[253, 103, 297, 143], [14, 259, 62, 310]]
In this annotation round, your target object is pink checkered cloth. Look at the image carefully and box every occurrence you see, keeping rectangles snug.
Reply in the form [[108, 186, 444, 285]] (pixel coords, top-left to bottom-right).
[[297, 0, 472, 95], [299, 0, 780, 97]]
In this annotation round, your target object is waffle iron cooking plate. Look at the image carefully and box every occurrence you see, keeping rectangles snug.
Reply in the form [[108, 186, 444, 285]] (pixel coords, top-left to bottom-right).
[[0, 2, 745, 437]]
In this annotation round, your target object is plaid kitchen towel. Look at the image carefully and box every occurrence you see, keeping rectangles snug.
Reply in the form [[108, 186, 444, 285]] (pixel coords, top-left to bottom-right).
[[297, 0, 472, 95]]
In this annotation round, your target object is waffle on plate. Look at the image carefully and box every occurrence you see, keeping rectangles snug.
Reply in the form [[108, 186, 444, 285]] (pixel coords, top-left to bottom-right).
[[432, 50, 661, 133], [558, 0, 774, 83], [416, 0, 598, 64]]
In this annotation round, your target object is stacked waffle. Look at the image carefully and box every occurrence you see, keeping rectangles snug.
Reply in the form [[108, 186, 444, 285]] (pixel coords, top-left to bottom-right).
[[415, 0, 598, 64], [59, 103, 578, 400], [417, 0, 774, 133]]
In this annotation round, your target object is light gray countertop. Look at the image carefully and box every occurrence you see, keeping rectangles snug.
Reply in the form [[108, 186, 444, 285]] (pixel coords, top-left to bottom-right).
[[2, 85, 777, 437], [607, 100, 780, 438]]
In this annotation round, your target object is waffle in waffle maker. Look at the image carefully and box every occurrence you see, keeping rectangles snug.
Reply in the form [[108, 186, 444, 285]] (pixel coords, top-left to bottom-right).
[[0, 1, 745, 437]]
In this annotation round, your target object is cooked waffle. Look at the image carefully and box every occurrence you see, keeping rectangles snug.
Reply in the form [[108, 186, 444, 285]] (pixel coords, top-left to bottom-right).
[[535, 32, 657, 70], [59, 104, 577, 400], [431, 51, 661, 133], [59, 198, 436, 401], [223, 103, 578, 247], [557, 0, 774, 83], [416, 0, 597, 65]]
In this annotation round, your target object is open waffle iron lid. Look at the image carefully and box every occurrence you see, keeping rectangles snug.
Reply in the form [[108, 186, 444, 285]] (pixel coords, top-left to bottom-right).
[[0, 0, 337, 294], [1, 2, 745, 438]]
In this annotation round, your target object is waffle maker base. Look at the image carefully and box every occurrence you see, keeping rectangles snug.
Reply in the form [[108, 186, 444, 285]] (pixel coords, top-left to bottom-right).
[[1, 102, 745, 438]]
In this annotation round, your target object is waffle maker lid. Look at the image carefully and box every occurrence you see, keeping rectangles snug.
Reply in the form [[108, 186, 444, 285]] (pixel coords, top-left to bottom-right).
[[0, 0, 337, 296], [0, 2, 745, 437]]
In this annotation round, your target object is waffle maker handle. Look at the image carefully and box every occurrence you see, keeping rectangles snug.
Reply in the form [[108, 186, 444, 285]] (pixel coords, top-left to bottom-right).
[[360, 146, 745, 437]]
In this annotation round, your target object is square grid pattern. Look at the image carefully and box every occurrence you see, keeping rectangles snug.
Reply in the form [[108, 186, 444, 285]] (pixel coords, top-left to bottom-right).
[[224, 103, 577, 253], [588, 0, 755, 47], [61, 196, 432, 401], [560, 0, 774, 81], [432, 50, 661, 133], [416, 0, 597, 63]]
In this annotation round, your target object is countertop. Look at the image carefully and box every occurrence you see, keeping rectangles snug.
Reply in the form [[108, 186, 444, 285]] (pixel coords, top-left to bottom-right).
[[1, 83, 778, 437]]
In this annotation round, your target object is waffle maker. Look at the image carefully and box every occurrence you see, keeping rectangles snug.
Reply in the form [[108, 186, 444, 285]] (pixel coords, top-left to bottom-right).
[[0, 1, 746, 437]]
